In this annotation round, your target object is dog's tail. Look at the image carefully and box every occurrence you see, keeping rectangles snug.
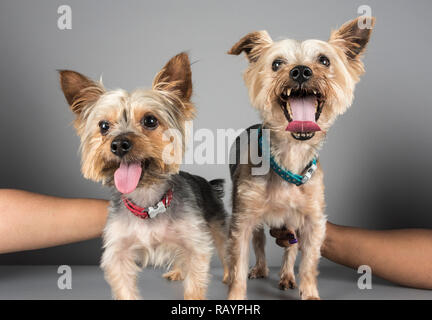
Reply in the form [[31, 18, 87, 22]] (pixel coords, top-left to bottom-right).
[[209, 179, 225, 199]]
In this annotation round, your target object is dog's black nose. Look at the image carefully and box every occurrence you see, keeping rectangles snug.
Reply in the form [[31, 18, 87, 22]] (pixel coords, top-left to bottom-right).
[[111, 136, 132, 157], [290, 65, 313, 84]]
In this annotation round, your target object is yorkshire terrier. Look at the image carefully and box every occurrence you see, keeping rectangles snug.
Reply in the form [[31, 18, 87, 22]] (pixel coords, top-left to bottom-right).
[[59, 53, 229, 300], [227, 17, 375, 299]]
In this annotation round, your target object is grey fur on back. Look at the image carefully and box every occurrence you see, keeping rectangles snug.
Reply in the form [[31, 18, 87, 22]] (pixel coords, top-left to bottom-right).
[[229, 123, 261, 178], [177, 171, 227, 223]]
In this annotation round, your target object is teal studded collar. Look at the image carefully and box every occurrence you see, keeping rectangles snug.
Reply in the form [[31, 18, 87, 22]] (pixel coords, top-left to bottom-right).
[[258, 126, 318, 186]]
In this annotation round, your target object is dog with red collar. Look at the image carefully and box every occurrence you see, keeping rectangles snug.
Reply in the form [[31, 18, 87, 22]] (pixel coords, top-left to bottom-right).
[[59, 53, 228, 300]]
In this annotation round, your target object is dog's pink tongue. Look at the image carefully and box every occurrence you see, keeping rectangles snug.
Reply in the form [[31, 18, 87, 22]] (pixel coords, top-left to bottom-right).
[[114, 161, 142, 194], [286, 96, 321, 132]]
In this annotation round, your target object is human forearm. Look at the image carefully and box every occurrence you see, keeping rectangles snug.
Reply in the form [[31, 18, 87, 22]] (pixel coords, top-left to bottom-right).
[[321, 222, 432, 289], [0, 189, 109, 254]]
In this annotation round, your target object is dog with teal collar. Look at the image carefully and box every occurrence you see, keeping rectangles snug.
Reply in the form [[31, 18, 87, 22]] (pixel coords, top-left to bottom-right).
[[227, 17, 375, 300], [258, 125, 318, 186]]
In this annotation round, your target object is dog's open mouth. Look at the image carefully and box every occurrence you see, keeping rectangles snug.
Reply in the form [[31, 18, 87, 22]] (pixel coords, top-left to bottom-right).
[[279, 88, 325, 141], [113, 159, 150, 194]]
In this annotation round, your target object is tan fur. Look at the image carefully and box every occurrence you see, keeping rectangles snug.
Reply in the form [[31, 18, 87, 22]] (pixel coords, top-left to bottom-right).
[[227, 17, 374, 300], [163, 266, 185, 281], [228, 31, 273, 62], [279, 244, 298, 290], [248, 227, 269, 279], [59, 53, 226, 300], [209, 219, 230, 283], [59, 53, 194, 185], [101, 198, 214, 300]]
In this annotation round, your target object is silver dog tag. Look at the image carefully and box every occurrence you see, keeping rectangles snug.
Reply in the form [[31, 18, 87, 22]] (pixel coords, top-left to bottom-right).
[[301, 163, 317, 184], [148, 201, 166, 219]]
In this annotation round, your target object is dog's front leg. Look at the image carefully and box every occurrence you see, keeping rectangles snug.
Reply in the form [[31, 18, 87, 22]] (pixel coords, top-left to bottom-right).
[[249, 227, 269, 279], [180, 226, 213, 300], [183, 250, 211, 300], [101, 239, 141, 300], [298, 215, 326, 300], [227, 214, 257, 300], [279, 244, 298, 290]]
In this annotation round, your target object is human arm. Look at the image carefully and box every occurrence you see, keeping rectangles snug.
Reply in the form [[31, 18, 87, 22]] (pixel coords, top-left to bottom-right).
[[0, 189, 109, 254], [270, 222, 432, 289]]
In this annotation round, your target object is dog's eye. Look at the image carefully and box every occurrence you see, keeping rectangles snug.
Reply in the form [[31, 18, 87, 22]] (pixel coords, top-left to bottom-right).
[[318, 55, 330, 67], [272, 59, 284, 72], [141, 115, 159, 130], [98, 120, 110, 135]]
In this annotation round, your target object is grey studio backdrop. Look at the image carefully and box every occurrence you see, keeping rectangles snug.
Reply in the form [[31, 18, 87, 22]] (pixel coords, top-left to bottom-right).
[[0, 0, 431, 267]]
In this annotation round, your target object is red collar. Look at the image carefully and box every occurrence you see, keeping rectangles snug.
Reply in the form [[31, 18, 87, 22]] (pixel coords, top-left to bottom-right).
[[122, 189, 173, 219]]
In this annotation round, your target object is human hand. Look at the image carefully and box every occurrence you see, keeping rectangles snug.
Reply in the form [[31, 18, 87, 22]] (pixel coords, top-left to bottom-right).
[[269, 227, 298, 247]]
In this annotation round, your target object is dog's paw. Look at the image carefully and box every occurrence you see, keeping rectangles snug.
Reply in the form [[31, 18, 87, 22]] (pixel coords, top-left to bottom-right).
[[300, 293, 321, 300], [299, 287, 320, 300], [227, 291, 247, 300], [114, 292, 141, 300], [184, 293, 205, 300], [184, 287, 206, 300], [278, 273, 297, 290], [163, 269, 184, 281], [248, 265, 269, 279]]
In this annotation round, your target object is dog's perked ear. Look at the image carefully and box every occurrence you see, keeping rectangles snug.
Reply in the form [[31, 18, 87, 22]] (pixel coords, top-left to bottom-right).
[[152, 52, 193, 102], [228, 31, 273, 63], [58, 70, 105, 115], [329, 16, 375, 60]]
